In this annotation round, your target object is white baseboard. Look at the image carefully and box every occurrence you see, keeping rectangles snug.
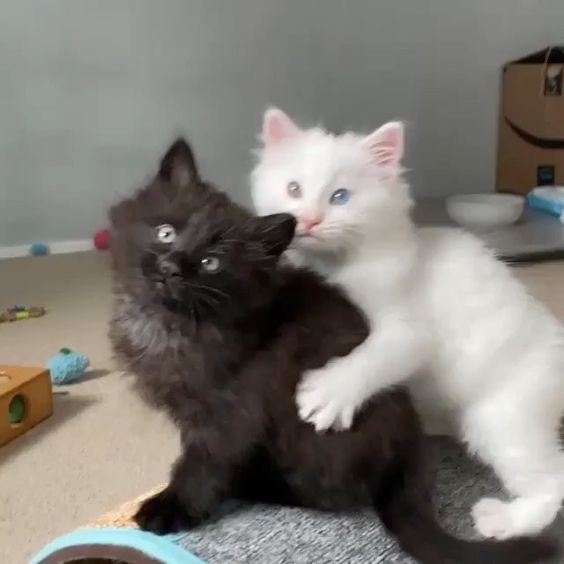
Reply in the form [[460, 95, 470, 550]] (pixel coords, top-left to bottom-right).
[[0, 239, 94, 260]]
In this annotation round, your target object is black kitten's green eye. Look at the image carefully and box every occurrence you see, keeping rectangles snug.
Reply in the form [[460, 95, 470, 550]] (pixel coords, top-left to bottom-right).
[[287, 181, 302, 199], [200, 256, 221, 273], [156, 224, 176, 244]]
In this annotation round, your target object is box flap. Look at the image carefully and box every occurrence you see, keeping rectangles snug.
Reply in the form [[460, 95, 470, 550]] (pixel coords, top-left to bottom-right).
[[506, 46, 564, 66]]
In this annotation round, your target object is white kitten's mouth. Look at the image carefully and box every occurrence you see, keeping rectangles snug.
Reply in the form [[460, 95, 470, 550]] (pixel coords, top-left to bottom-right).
[[293, 232, 328, 252], [295, 230, 326, 245], [295, 223, 325, 240], [295, 231, 319, 239], [292, 222, 363, 256]]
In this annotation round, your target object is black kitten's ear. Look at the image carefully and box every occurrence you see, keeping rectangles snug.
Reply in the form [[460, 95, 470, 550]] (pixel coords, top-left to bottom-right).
[[252, 213, 296, 257], [158, 138, 200, 188]]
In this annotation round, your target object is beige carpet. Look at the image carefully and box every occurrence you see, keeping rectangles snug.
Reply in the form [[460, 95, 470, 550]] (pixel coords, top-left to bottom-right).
[[0, 252, 563, 564], [0, 252, 178, 564]]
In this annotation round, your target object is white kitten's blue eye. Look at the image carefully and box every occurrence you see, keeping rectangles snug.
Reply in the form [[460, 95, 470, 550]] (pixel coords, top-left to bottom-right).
[[156, 224, 176, 243], [329, 188, 351, 206]]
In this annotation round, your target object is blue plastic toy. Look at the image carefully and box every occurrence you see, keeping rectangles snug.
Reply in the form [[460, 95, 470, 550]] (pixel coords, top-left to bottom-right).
[[46, 348, 90, 385], [526, 186, 564, 223], [30, 243, 50, 256]]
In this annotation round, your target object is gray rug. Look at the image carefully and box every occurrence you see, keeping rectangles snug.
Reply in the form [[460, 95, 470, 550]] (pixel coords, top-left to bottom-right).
[[32, 436, 564, 564], [177, 437, 563, 563]]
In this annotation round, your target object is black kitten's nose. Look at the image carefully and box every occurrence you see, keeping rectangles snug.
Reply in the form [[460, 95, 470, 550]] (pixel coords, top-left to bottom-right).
[[158, 258, 180, 277]]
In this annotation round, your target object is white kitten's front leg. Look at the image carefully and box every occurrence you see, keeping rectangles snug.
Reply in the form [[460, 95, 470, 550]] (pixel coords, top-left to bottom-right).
[[297, 315, 428, 431]]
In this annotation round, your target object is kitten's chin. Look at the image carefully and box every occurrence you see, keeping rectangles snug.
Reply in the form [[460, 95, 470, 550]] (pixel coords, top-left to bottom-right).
[[291, 236, 348, 265], [147, 279, 184, 310], [290, 239, 323, 260], [294, 233, 346, 253], [294, 234, 324, 250]]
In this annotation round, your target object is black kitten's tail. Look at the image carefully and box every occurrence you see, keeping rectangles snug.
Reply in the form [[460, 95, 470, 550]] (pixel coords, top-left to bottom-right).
[[373, 470, 558, 564]]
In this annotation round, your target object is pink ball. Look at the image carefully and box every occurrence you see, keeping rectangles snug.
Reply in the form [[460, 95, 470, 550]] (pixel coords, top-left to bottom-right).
[[94, 229, 111, 251]]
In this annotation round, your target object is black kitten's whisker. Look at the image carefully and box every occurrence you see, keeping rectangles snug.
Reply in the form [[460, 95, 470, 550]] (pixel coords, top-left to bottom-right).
[[222, 223, 238, 238], [184, 295, 200, 323], [188, 283, 229, 301], [193, 291, 221, 309], [219, 238, 247, 247], [187, 288, 223, 314]]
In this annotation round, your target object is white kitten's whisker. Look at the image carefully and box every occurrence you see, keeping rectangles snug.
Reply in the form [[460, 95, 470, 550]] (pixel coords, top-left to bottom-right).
[[314, 224, 363, 251]]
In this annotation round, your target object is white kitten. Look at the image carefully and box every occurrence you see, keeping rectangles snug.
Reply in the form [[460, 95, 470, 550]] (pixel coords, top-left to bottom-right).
[[251, 108, 564, 540]]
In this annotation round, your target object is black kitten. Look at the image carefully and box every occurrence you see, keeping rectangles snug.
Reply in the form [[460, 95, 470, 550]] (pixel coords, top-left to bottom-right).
[[109, 140, 555, 564]]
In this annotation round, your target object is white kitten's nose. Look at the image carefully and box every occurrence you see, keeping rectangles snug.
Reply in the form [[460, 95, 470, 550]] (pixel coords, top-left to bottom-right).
[[297, 215, 322, 234]]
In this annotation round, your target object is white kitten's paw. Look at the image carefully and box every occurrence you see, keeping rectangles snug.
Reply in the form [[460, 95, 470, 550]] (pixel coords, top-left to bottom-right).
[[472, 498, 514, 540], [296, 366, 359, 432]]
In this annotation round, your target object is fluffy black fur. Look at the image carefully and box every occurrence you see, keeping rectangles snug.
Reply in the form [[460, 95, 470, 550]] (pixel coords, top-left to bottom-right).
[[109, 139, 556, 564]]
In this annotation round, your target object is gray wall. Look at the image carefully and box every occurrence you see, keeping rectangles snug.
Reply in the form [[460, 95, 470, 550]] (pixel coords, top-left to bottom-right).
[[1, 0, 563, 247]]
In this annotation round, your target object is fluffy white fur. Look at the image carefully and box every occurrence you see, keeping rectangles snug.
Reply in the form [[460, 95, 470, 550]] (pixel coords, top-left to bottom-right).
[[251, 108, 564, 540]]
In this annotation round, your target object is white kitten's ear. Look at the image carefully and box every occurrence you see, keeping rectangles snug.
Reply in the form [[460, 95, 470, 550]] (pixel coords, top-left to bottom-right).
[[361, 122, 404, 170], [262, 108, 301, 147]]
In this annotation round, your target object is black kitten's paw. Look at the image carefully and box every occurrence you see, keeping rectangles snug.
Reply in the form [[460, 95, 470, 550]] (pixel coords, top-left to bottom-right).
[[134, 489, 202, 535]]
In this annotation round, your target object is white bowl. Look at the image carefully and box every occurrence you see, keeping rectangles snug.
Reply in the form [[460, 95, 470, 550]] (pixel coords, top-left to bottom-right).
[[446, 194, 524, 231]]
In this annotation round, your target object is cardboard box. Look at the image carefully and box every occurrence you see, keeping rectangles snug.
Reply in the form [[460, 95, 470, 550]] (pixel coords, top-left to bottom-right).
[[496, 47, 564, 195]]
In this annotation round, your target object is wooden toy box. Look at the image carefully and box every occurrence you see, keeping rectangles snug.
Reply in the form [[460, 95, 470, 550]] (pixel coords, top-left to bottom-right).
[[0, 365, 53, 446]]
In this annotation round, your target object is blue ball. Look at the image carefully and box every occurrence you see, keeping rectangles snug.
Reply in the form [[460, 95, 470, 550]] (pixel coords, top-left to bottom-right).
[[47, 348, 90, 385], [30, 243, 50, 257]]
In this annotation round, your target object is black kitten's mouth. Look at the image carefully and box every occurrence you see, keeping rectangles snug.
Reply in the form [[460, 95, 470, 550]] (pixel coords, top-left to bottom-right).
[[149, 274, 184, 300], [156, 275, 181, 285], [151, 276, 167, 289], [148, 276, 228, 317]]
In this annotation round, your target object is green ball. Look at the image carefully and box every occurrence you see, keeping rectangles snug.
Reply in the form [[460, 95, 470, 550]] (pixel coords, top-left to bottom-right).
[[8, 395, 26, 424]]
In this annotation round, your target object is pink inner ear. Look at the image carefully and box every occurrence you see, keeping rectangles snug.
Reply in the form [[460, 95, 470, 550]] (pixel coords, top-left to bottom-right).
[[363, 123, 404, 168], [263, 109, 300, 146]]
